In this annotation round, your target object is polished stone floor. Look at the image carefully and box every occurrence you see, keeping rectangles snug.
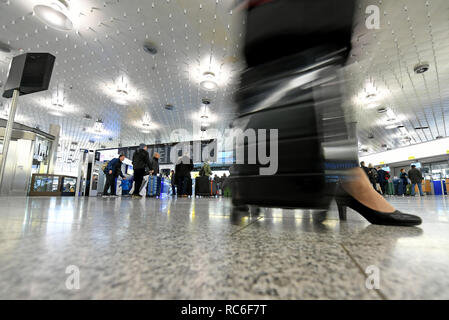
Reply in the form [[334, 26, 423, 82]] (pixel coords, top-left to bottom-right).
[[0, 194, 448, 299]]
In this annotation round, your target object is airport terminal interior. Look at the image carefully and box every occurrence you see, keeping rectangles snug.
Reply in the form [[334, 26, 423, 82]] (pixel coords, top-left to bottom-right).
[[1, 0, 449, 300]]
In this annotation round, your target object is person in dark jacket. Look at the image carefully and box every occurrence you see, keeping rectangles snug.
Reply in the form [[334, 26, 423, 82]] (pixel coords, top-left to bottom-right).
[[367, 164, 379, 193], [132, 144, 152, 198], [103, 154, 125, 197], [360, 161, 370, 177], [376, 167, 387, 195], [408, 165, 424, 196], [151, 152, 160, 175], [170, 170, 176, 196], [175, 154, 194, 196], [399, 168, 408, 196]]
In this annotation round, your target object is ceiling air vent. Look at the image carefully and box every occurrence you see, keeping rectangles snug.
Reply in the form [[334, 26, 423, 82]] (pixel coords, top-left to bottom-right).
[[368, 133, 374, 139], [377, 107, 387, 113], [415, 126, 429, 130], [414, 62, 430, 74], [164, 104, 174, 110], [84, 113, 92, 120], [202, 98, 211, 105]]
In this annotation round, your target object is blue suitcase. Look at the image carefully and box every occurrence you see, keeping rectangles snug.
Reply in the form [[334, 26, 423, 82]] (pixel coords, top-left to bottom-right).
[[147, 176, 162, 197]]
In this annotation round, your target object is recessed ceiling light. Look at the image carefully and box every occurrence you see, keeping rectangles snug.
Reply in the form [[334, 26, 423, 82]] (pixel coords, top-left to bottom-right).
[[52, 103, 64, 108], [33, 1, 73, 31], [200, 72, 218, 91]]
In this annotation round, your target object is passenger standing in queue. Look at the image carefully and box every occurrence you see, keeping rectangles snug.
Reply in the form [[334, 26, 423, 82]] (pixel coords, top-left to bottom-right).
[[132, 144, 152, 199], [170, 170, 176, 196], [376, 167, 387, 195], [360, 161, 370, 177], [367, 163, 379, 193], [103, 154, 125, 198], [399, 168, 409, 196], [151, 152, 160, 175], [175, 154, 193, 197], [408, 165, 425, 197]]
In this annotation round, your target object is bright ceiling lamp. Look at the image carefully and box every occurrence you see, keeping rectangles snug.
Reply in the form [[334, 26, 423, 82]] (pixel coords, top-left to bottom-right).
[[33, 1, 73, 31], [200, 72, 218, 91], [142, 112, 151, 127]]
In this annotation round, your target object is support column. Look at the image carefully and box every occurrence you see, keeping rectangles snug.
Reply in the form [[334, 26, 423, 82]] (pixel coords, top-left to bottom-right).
[[0, 89, 19, 187], [47, 124, 60, 174]]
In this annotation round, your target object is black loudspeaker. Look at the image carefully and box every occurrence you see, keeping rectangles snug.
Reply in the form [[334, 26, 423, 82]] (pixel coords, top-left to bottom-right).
[[2, 52, 55, 98]]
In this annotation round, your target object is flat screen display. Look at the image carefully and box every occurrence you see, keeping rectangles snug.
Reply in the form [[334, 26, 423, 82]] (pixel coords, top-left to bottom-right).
[[411, 162, 422, 168], [99, 149, 118, 162]]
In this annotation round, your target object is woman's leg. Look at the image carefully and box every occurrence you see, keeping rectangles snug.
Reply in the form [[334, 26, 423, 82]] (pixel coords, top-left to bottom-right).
[[341, 168, 395, 213]]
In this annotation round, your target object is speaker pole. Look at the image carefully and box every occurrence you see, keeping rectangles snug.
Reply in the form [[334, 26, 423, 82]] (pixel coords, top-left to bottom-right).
[[0, 89, 19, 186]]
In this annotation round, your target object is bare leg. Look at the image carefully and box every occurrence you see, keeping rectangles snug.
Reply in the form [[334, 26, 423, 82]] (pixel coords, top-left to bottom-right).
[[341, 168, 395, 213]]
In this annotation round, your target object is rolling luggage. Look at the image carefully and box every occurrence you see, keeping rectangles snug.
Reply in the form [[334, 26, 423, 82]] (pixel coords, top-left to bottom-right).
[[229, 0, 357, 212], [229, 47, 358, 210], [147, 175, 162, 197], [406, 184, 412, 196], [195, 176, 219, 196], [120, 179, 132, 195], [195, 176, 211, 196], [386, 181, 395, 195]]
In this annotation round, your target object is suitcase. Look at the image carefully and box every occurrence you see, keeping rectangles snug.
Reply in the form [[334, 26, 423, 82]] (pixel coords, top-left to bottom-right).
[[230, 47, 358, 210], [386, 181, 395, 195], [195, 176, 212, 196], [120, 179, 132, 195], [223, 186, 232, 198], [406, 184, 412, 196], [147, 175, 162, 197], [397, 181, 405, 195]]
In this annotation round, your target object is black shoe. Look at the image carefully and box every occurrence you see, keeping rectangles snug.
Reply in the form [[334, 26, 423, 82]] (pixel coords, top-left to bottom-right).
[[335, 185, 422, 226]]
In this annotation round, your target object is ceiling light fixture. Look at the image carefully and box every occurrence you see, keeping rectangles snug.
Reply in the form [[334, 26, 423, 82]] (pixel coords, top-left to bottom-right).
[[33, 0, 73, 31], [200, 72, 218, 91]]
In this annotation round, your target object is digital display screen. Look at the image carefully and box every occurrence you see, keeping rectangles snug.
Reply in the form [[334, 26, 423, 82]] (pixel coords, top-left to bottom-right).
[[382, 166, 390, 172], [411, 162, 422, 168], [127, 165, 134, 175], [99, 149, 118, 162]]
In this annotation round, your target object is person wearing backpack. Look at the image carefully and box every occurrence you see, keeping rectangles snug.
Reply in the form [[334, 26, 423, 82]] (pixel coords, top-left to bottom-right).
[[408, 165, 424, 197], [131, 144, 152, 199], [103, 154, 125, 197], [367, 163, 379, 193]]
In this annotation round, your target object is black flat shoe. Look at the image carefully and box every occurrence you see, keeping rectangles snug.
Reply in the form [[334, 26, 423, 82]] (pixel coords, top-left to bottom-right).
[[335, 185, 422, 226]]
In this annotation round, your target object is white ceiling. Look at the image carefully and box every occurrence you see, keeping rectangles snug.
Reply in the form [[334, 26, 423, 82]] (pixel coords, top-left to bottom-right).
[[1, 0, 449, 166]]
